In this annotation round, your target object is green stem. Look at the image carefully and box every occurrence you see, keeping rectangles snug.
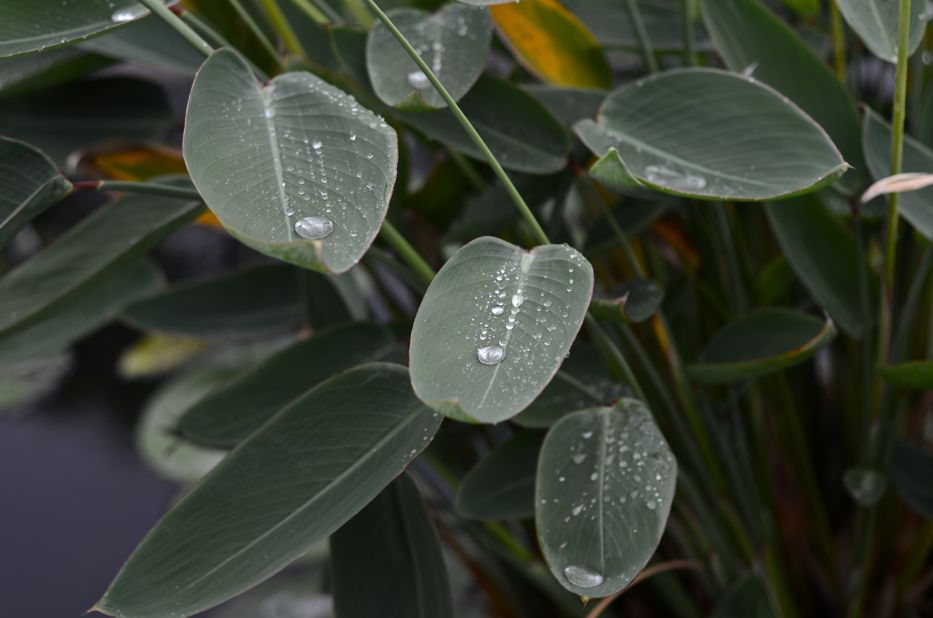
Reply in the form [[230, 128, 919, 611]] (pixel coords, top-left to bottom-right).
[[378, 220, 436, 286], [625, 0, 659, 74], [361, 0, 550, 245], [138, 0, 214, 57], [88, 180, 203, 200], [831, 0, 847, 83], [682, 0, 697, 67], [586, 315, 647, 401], [261, 0, 306, 58], [230, 0, 284, 67]]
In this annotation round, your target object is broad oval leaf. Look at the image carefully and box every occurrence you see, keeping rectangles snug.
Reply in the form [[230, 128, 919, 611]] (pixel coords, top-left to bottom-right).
[[184, 48, 398, 273], [180, 324, 399, 447], [410, 236, 593, 423], [0, 136, 72, 249], [574, 68, 849, 201], [590, 279, 664, 324], [458, 431, 543, 519], [835, 0, 926, 63], [331, 474, 454, 618], [877, 361, 933, 390], [0, 0, 148, 59], [563, 0, 711, 53], [366, 5, 492, 110], [490, 0, 611, 89], [96, 363, 443, 618], [888, 438, 933, 518], [687, 309, 836, 383], [536, 399, 677, 597]]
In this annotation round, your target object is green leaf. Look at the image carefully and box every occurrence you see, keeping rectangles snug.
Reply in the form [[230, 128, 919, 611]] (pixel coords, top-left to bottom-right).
[[410, 236, 593, 423], [118, 334, 209, 379], [0, 47, 113, 96], [0, 136, 72, 249], [766, 195, 876, 338], [96, 363, 443, 617], [180, 323, 399, 447], [713, 573, 779, 618], [536, 398, 677, 597], [523, 84, 607, 127], [458, 430, 543, 520], [835, 0, 926, 63], [402, 74, 570, 174], [877, 361, 933, 390], [212, 569, 332, 618], [457, 0, 513, 5], [687, 309, 836, 383], [862, 108, 933, 240], [81, 15, 206, 74], [575, 68, 849, 201], [888, 438, 933, 518], [122, 264, 306, 340], [184, 48, 398, 273], [843, 467, 887, 507], [0, 352, 70, 414], [780, 0, 820, 16], [0, 0, 148, 59], [563, 0, 709, 52], [331, 474, 454, 618], [366, 5, 492, 110], [590, 279, 664, 324], [700, 0, 865, 192]]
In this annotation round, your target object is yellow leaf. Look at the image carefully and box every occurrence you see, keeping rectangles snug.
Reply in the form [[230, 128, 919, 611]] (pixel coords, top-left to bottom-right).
[[118, 334, 210, 379], [76, 142, 188, 181], [491, 0, 611, 89]]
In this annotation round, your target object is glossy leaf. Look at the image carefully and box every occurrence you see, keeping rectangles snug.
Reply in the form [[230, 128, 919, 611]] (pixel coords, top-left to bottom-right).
[[96, 363, 443, 617], [0, 136, 72, 249], [843, 467, 887, 507], [536, 399, 677, 597], [410, 236, 593, 423], [575, 69, 848, 201], [490, 0, 611, 89], [402, 74, 570, 174], [366, 5, 492, 109], [835, 0, 926, 63], [184, 48, 398, 273], [122, 264, 306, 340], [0, 0, 147, 59], [877, 361, 933, 390], [458, 431, 543, 520], [0, 352, 70, 414], [687, 309, 836, 383], [888, 438, 933, 518], [766, 195, 876, 338], [862, 109, 933, 239], [180, 324, 399, 447], [331, 474, 454, 618]]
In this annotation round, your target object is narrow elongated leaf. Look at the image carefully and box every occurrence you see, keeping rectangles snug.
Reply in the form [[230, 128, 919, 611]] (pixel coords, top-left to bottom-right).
[[0, 136, 72, 249], [180, 324, 398, 446], [458, 431, 543, 520], [575, 69, 848, 201], [835, 0, 926, 63], [0, 352, 70, 414], [863, 109, 933, 239], [96, 363, 443, 617], [0, 47, 113, 96], [118, 334, 208, 378], [331, 474, 454, 618], [536, 399, 677, 597], [713, 573, 779, 618], [766, 196, 876, 338], [184, 48, 398, 273], [0, 0, 148, 59], [366, 5, 492, 109], [562, 0, 710, 52], [878, 361, 933, 390], [490, 0, 611, 89], [410, 237, 593, 423], [888, 438, 933, 518], [81, 15, 205, 74], [122, 264, 306, 340], [687, 309, 836, 383]]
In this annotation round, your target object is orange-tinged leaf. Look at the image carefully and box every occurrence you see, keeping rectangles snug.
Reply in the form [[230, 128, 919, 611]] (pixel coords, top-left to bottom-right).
[[77, 143, 187, 181], [491, 0, 611, 89], [195, 210, 224, 228]]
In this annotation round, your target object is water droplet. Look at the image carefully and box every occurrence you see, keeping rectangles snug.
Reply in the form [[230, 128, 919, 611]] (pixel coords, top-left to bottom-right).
[[571, 454, 586, 464], [582, 431, 593, 439], [264, 107, 275, 119], [477, 345, 505, 365], [511, 293, 524, 308], [644, 165, 707, 191], [407, 70, 430, 90], [312, 140, 323, 151], [491, 306, 504, 315], [111, 5, 147, 22], [349, 133, 357, 141], [563, 565, 604, 588], [294, 216, 333, 240]]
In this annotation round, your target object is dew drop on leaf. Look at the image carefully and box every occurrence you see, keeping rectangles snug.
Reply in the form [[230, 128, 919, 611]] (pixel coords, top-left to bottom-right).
[[294, 216, 333, 240], [407, 70, 430, 90], [563, 565, 604, 588], [476, 345, 505, 365]]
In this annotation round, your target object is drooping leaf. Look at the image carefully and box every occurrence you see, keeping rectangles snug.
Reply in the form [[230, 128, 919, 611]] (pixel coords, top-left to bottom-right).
[[184, 48, 398, 273], [523, 84, 607, 127], [713, 572, 779, 618], [366, 5, 492, 110], [410, 236, 593, 423], [877, 361, 933, 390], [862, 108, 933, 240], [180, 324, 399, 447], [0, 47, 113, 96], [81, 15, 206, 74], [122, 264, 306, 340], [490, 0, 611, 89], [562, 0, 710, 52], [701, 0, 865, 192], [590, 279, 665, 324], [0, 0, 148, 59], [212, 568, 333, 618], [687, 309, 836, 383], [96, 363, 443, 617], [0, 352, 70, 414], [331, 474, 454, 618], [575, 68, 849, 201], [888, 438, 933, 518], [766, 195, 876, 338], [401, 74, 570, 174], [458, 430, 543, 520], [0, 136, 72, 249], [835, 0, 926, 63], [843, 467, 887, 507], [536, 398, 677, 597]]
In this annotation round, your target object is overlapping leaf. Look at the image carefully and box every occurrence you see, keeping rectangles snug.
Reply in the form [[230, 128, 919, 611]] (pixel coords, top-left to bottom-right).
[[835, 0, 926, 63], [458, 431, 543, 519]]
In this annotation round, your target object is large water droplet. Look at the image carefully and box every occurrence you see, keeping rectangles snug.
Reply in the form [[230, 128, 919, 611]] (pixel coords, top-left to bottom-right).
[[477, 345, 505, 366], [294, 216, 333, 240], [111, 5, 147, 22], [407, 70, 430, 90], [511, 293, 524, 308], [491, 306, 504, 316], [644, 164, 707, 191], [563, 565, 604, 588]]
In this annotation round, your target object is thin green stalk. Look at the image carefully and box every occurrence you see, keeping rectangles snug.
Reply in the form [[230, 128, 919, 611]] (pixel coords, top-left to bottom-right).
[[586, 315, 647, 401], [891, 243, 933, 361], [831, 0, 847, 83], [625, 0, 659, 74], [261, 0, 306, 58], [138, 0, 214, 57], [361, 0, 549, 245], [87, 180, 203, 200], [713, 204, 749, 314], [230, 0, 284, 67], [681, 0, 697, 67], [287, 0, 337, 24], [378, 220, 436, 286]]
